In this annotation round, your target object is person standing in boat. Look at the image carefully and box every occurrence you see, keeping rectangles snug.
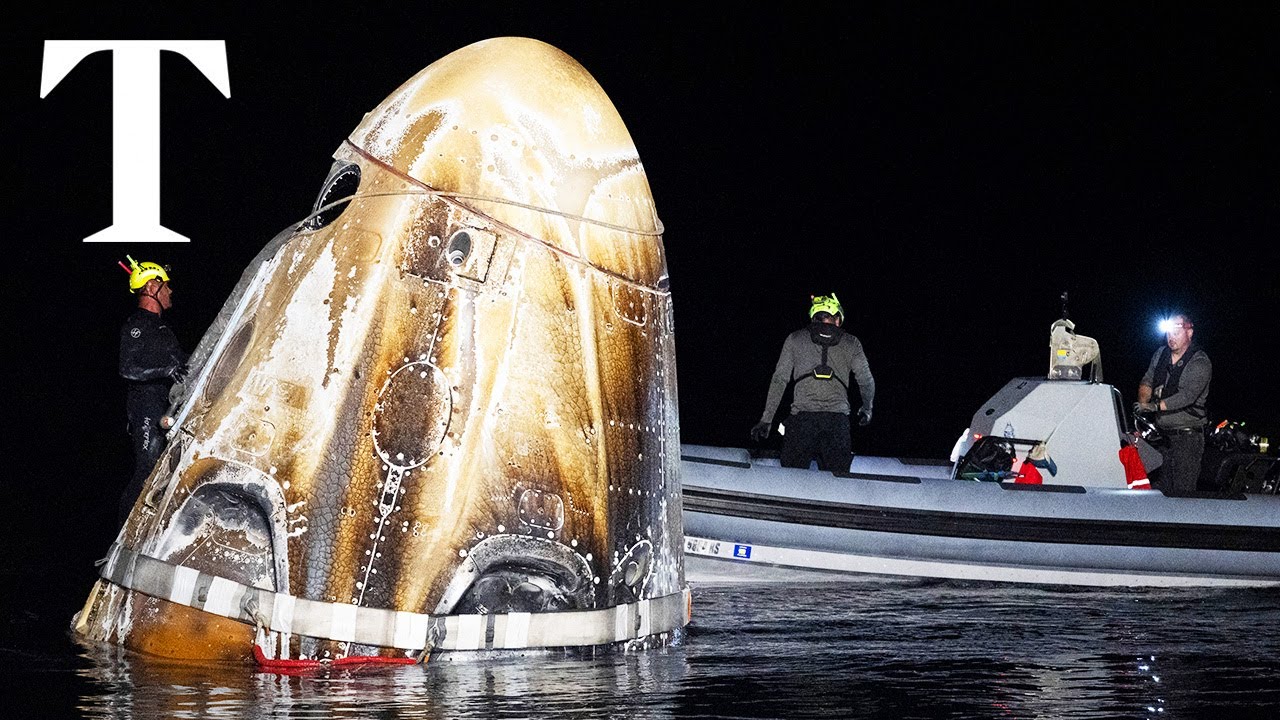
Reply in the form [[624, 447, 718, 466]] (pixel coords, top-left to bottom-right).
[[750, 293, 875, 472], [1135, 312, 1212, 494]]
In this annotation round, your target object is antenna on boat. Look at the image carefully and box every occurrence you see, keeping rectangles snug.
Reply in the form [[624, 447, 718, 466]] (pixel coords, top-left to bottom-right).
[[1060, 291, 1070, 321]]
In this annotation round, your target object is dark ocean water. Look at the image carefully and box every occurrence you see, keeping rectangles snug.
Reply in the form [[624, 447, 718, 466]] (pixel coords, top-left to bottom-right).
[[5, 563, 1280, 720]]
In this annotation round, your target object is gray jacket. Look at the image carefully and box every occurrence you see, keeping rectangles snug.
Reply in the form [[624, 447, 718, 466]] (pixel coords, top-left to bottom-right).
[[760, 326, 875, 421]]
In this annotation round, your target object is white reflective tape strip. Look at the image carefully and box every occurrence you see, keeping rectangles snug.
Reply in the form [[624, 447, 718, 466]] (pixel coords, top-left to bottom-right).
[[393, 611, 428, 650], [501, 612, 530, 649], [614, 604, 629, 640], [455, 615, 484, 650], [102, 544, 690, 651], [204, 576, 238, 616], [353, 606, 390, 646], [638, 598, 652, 638], [118, 547, 138, 589], [330, 603, 358, 642], [293, 596, 322, 637], [170, 565, 199, 604], [272, 593, 295, 634]]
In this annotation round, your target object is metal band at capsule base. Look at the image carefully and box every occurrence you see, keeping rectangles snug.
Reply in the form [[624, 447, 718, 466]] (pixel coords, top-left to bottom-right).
[[98, 542, 690, 656]]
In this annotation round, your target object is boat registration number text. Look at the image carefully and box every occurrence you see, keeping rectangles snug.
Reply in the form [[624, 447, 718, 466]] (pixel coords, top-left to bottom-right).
[[685, 537, 753, 560]]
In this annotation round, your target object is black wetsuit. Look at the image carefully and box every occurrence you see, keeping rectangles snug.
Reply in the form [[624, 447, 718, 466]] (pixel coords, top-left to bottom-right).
[[119, 308, 187, 523]]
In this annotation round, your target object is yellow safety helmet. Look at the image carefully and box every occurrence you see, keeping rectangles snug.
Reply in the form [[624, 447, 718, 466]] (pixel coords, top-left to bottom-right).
[[809, 293, 843, 320], [121, 255, 170, 293]]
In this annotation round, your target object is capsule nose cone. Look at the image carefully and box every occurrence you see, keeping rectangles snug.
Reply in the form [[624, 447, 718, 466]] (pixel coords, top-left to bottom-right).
[[345, 37, 655, 233], [347, 37, 662, 279]]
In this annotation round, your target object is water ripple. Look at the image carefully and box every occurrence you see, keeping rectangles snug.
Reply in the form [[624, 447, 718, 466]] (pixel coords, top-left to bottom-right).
[[4, 581, 1278, 718]]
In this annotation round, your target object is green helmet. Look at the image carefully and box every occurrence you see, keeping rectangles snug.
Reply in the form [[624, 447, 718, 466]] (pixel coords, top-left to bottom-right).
[[122, 255, 170, 293], [809, 293, 843, 320]]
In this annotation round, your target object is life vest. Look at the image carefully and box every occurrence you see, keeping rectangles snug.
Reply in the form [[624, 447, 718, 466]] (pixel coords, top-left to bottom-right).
[[1151, 344, 1208, 420]]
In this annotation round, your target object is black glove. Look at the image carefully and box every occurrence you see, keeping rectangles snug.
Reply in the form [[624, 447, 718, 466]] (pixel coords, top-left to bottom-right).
[[1133, 401, 1157, 414], [170, 363, 190, 384], [750, 421, 770, 442], [857, 407, 872, 426]]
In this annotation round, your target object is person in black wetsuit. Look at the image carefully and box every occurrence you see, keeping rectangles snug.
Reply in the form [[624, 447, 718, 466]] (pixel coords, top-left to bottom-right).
[[118, 256, 189, 524]]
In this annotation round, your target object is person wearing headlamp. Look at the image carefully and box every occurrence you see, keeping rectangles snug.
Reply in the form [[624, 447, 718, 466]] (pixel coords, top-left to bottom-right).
[[1136, 312, 1212, 494]]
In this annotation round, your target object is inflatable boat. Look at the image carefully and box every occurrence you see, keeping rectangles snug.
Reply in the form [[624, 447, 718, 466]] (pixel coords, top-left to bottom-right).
[[682, 318, 1279, 587]]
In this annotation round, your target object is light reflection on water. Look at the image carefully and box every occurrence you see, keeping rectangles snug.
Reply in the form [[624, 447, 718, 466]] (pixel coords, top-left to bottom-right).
[[23, 581, 1280, 719]]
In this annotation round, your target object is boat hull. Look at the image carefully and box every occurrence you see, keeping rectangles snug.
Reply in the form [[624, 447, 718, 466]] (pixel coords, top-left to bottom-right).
[[681, 446, 1280, 587]]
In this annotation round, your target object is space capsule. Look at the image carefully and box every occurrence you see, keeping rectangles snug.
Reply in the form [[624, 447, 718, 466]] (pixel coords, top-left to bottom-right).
[[73, 36, 688, 665]]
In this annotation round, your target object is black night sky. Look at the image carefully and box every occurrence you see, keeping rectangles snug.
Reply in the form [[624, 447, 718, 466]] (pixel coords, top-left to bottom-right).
[[5, 5, 1278, 560]]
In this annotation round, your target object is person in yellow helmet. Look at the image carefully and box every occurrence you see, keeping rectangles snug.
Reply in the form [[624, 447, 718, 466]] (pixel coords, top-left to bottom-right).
[[117, 256, 189, 524], [751, 293, 876, 472]]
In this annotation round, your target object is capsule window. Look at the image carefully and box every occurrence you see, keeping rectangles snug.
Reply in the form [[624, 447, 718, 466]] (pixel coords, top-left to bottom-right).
[[445, 230, 472, 268], [303, 162, 361, 231]]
